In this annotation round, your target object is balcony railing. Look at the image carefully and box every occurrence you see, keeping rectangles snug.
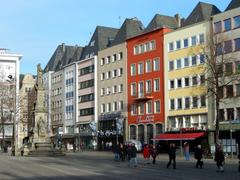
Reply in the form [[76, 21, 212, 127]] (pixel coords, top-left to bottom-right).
[[132, 91, 153, 102]]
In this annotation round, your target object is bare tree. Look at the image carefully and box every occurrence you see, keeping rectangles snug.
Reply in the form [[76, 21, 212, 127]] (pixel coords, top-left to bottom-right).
[[199, 33, 240, 145]]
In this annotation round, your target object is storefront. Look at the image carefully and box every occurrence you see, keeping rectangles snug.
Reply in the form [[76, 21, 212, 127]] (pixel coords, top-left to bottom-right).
[[98, 113, 124, 151]]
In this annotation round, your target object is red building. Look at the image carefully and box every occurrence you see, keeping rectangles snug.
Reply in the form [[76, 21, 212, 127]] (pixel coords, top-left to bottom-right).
[[127, 14, 178, 144]]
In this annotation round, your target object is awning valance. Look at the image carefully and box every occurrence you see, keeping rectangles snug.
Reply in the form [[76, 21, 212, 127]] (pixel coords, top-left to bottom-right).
[[152, 132, 205, 141]]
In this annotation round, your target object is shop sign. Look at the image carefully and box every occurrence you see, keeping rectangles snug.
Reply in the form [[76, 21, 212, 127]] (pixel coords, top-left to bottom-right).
[[137, 115, 154, 123], [180, 127, 197, 132], [98, 130, 117, 137]]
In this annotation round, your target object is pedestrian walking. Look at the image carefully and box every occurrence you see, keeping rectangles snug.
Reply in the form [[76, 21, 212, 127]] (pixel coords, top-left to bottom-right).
[[194, 145, 203, 168], [143, 144, 150, 164], [183, 142, 190, 161], [167, 143, 176, 169], [214, 144, 225, 172], [129, 143, 137, 167], [150, 145, 158, 165]]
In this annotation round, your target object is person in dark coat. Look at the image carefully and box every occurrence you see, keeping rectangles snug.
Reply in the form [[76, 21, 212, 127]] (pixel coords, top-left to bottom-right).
[[167, 143, 176, 169], [150, 145, 158, 165], [129, 143, 137, 167], [214, 144, 225, 172], [194, 145, 203, 168]]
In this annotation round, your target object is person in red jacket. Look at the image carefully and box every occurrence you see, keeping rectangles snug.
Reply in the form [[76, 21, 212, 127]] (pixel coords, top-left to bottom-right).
[[143, 144, 150, 164]]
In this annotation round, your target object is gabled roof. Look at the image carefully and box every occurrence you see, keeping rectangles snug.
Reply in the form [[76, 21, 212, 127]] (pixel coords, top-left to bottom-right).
[[80, 26, 119, 59], [111, 18, 144, 46], [44, 44, 83, 72], [183, 2, 221, 27], [145, 14, 178, 32], [225, 0, 240, 11]]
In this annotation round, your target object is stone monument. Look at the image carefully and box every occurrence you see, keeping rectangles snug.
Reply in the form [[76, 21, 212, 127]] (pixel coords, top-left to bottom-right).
[[27, 64, 64, 156]]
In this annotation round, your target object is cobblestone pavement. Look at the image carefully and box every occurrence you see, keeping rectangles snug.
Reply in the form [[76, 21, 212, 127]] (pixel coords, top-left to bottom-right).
[[0, 151, 239, 180]]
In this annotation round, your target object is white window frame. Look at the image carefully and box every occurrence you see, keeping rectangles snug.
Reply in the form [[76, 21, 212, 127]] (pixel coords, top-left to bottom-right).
[[154, 100, 161, 113]]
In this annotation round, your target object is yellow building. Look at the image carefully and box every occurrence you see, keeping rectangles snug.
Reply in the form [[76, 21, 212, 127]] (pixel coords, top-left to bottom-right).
[[164, 2, 220, 132]]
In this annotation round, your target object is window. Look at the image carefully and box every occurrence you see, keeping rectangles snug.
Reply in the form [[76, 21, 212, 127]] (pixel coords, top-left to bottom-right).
[[80, 107, 94, 116], [112, 54, 117, 62], [118, 68, 123, 76], [218, 86, 224, 99], [146, 80, 152, 93], [79, 93, 94, 103], [138, 62, 143, 74], [113, 101, 117, 111], [153, 58, 160, 71], [224, 40, 232, 53], [139, 103, 144, 115], [185, 97, 190, 109], [119, 84, 123, 93], [107, 103, 111, 112], [237, 108, 240, 120], [100, 73, 105, 80], [134, 46, 139, 55], [185, 116, 191, 127], [216, 43, 223, 55], [106, 87, 111, 95], [145, 60, 152, 73], [106, 71, 111, 79], [192, 76, 197, 86], [226, 85, 233, 98], [214, 21, 222, 33], [192, 56, 197, 66], [170, 99, 175, 110], [112, 69, 117, 78], [236, 84, 240, 96], [154, 79, 160, 91], [169, 61, 174, 71], [184, 57, 189, 67], [131, 83, 137, 96], [191, 36, 197, 46], [176, 40, 181, 49], [131, 104, 137, 115], [192, 96, 198, 108], [170, 80, 174, 89], [200, 95, 206, 107], [224, 18, 231, 31], [130, 64, 136, 76], [235, 38, 240, 51], [227, 108, 234, 121], [177, 79, 182, 88], [146, 42, 150, 51], [200, 75, 205, 85], [219, 109, 225, 121], [79, 79, 94, 89], [140, 44, 144, 53], [106, 56, 111, 64], [169, 42, 174, 52], [150, 41, 156, 50], [225, 63, 233, 76], [146, 101, 152, 114], [200, 54, 205, 64], [177, 98, 182, 109], [112, 85, 117, 94], [177, 59, 181, 69], [119, 101, 123, 111], [138, 82, 144, 97], [101, 88, 105, 96], [184, 77, 189, 87], [184, 38, 188, 48], [154, 100, 160, 113], [199, 34, 204, 44], [234, 16, 240, 29], [235, 61, 240, 73], [101, 58, 105, 65], [118, 52, 123, 60]]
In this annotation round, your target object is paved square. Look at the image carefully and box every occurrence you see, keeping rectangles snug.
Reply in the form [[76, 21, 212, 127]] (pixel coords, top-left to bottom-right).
[[0, 151, 239, 180]]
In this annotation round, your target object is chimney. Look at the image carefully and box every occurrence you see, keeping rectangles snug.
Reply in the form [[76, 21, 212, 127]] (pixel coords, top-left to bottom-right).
[[174, 14, 181, 27], [62, 43, 65, 52]]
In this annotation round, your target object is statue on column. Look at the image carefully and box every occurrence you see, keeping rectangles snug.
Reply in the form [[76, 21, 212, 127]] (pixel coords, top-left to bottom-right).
[[37, 64, 43, 88]]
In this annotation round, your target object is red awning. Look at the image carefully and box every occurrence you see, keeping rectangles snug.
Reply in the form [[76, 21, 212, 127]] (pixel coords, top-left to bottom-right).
[[152, 132, 205, 141]]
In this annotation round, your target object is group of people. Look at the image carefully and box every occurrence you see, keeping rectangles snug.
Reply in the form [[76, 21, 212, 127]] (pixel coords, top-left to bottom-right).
[[114, 143, 138, 167], [114, 142, 240, 173]]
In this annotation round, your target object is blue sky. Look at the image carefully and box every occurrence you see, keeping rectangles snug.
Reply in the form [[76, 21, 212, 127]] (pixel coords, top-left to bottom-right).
[[0, 0, 231, 75]]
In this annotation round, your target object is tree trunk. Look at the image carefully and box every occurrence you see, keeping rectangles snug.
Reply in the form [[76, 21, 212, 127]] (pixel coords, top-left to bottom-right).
[[215, 100, 220, 145]]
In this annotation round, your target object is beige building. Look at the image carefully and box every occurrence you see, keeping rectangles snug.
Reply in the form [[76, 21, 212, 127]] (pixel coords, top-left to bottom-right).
[[211, 1, 240, 152]]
